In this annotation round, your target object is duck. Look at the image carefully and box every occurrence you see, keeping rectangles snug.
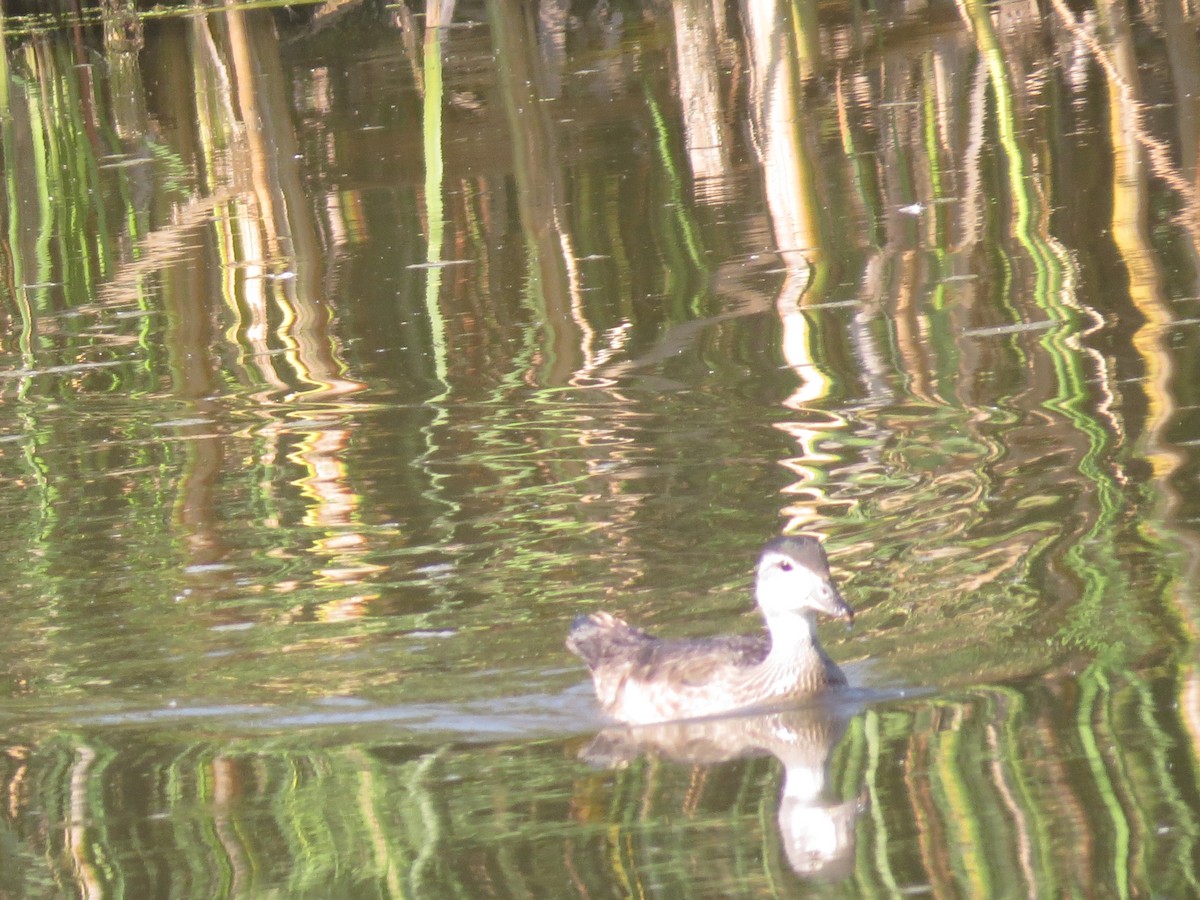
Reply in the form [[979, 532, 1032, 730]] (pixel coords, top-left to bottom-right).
[[566, 535, 853, 725]]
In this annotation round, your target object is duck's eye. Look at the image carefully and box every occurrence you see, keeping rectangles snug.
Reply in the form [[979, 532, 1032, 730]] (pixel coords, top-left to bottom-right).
[[779, 559, 794, 572]]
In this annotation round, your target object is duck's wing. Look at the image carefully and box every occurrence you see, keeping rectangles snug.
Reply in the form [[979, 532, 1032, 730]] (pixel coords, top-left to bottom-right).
[[630, 634, 770, 688], [566, 611, 658, 670]]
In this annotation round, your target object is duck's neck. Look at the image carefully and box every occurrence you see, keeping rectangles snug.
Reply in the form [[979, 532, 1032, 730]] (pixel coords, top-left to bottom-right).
[[747, 610, 840, 696], [762, 610, 820, 659]]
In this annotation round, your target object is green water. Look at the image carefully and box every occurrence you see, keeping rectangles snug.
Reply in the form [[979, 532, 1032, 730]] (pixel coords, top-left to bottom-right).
[[0, 0, 1198, 894]]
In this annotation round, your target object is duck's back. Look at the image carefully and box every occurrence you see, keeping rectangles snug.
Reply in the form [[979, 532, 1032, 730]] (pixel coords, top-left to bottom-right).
[[567, 612, 775, 723]]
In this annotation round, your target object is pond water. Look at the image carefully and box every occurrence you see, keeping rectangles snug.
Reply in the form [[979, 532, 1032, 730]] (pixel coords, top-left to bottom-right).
[[1, 0, 1199, 894]]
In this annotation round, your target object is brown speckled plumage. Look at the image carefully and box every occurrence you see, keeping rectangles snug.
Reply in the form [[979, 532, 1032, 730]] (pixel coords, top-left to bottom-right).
[[567, 536, 853, 724]]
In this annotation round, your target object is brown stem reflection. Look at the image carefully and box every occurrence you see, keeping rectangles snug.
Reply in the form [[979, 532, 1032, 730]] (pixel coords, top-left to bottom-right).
[[671, 0, 733, 205], [487, 0, 590, 387]]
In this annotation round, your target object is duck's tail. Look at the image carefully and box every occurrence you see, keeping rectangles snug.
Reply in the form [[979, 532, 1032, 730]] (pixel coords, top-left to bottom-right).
[[566, 612, 652, 670]]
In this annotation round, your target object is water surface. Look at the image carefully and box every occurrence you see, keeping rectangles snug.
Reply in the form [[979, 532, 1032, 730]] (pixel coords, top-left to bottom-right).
[[1, 0, 1199, 895]]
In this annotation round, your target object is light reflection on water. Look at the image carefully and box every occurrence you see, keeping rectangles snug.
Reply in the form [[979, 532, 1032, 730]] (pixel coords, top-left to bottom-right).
[[0, 0, 1198, 895], [1, 675, 1189, 895]]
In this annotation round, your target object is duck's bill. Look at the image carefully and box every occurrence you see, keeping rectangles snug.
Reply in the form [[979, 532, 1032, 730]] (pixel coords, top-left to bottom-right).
[[825, 591, 854, 625]]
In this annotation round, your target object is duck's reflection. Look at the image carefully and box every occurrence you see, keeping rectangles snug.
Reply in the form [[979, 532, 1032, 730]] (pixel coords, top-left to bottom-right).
[[580, 700, 863, 879]]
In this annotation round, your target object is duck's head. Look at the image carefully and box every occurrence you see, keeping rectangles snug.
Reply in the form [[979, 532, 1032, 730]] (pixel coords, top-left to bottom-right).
[[755, 536, 853, 623]]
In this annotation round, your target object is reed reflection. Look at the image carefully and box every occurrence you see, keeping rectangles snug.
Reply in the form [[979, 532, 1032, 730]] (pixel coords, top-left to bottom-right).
[[579, 701, 863, 880]]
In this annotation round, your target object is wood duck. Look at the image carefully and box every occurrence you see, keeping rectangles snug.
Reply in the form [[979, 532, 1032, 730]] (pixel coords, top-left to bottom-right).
[[567, 536, 853, 725]]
